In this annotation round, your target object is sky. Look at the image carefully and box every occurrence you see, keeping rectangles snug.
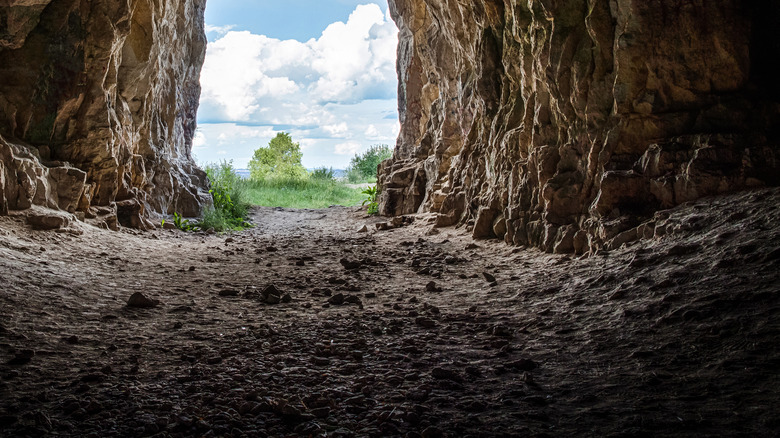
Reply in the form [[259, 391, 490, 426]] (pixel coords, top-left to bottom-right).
[[194, 0, 400, 170]]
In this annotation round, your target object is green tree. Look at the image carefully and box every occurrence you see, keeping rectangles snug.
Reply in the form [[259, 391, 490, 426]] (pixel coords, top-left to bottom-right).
[[249, 132, 307, 180], [346, 144, 393, 183]]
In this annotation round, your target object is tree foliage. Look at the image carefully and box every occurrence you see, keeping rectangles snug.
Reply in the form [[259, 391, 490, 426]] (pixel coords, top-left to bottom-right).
[[346, 144, 393, 183], [249, 132, 307, 180]]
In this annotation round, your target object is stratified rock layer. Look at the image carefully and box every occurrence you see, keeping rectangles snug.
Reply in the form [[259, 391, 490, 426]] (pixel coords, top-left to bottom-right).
[[0, 0, 209, 229], [380, 0, 780, 253]]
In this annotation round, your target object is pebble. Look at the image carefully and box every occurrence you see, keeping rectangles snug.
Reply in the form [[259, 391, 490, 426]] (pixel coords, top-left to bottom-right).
[[261, 285, 282, 304], [7, 350, 35, 365], [126, 292, 160, 308], [340, 258, 362, 270], [415, 317, 437, 328], [425, 281, 442, 292]]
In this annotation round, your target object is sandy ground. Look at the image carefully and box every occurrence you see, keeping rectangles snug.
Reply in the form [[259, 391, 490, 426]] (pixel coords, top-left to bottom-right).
[[0, 189, 779, 437]]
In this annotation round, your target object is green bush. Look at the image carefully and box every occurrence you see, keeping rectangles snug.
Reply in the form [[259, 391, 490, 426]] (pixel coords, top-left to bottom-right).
[[345, 144, 392, 183], [248, 132, 308, 181], [310, 167, 335, 180], [200, 160, 251, 231]]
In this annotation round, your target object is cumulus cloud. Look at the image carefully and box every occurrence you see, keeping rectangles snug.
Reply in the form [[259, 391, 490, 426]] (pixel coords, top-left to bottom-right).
[[200, 3, 397, 122], [205, 24, 235, 36], [334, 141, 363, 155], [197, 3, 399, 168], [323, 122, 350, 137]]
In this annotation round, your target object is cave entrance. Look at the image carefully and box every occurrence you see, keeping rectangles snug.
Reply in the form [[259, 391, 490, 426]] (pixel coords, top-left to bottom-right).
[[194, 0, 400, 221]]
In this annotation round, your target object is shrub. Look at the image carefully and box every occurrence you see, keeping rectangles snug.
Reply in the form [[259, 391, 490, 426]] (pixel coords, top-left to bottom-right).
[[248, 132, 308, 181], [345, 144, 392, 183], [200, 160, 251, 231], [310, 167, 335, 180]]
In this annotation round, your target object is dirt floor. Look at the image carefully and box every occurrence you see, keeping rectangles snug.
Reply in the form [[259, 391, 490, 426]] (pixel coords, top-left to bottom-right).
[[1, 189, 779, 437]]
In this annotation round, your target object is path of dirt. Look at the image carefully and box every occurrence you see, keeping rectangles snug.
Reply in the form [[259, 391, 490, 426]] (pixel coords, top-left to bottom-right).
[[1, 189, 779, 437]]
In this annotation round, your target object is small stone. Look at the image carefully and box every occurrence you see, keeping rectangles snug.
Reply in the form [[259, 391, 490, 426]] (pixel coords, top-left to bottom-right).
[[364, 292, 377, 298], [444, 255, 457, 264], [7, 350, 35, 365], [225, 237, 235, 243], [375, 222, 391, 230], [295, 259, 305, 266], [340, 258, 361, 270], [465, 243, 479, 250], [489, 325, 512, 337], [126, 292, 160, 308], [482, 272, 497, 283], [218, 289, 239, 297], [344, 295, 362, 305], [266, 246, 278, 252], [357, 225, 368, 233], [261, 285, 282, 304], [425, 281, 442, 292], [188, 266, 195, 271], [311, 407, 330, 419], [27, 213, 69, 230], [415, 317, 437, 328], [281, 293, 292, 303], [328, 293, 345, 305]]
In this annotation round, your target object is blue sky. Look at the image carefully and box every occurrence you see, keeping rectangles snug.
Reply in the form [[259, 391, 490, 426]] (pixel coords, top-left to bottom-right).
[[194, 0, 399, 169]]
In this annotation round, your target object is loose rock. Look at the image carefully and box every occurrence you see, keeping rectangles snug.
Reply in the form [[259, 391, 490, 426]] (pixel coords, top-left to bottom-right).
[[126, 292, 161, 308]]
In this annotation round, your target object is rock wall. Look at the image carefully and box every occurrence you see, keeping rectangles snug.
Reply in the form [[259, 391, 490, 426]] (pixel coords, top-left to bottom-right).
[[381, 0, 780, 253], [0, 0, 209, 229]]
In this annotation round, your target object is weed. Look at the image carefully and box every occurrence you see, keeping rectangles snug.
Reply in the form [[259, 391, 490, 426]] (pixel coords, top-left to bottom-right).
[[362, 186, 379, 215], [173, 212, 197, 231]]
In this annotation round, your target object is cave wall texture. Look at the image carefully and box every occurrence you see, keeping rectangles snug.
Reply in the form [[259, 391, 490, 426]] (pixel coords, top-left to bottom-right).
[[380, 0, 780, 253], [0, 0, 210, 230]]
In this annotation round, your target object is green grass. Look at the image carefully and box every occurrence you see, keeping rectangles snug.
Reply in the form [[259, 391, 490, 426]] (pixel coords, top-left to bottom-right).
[[244, 177, 367, 209]]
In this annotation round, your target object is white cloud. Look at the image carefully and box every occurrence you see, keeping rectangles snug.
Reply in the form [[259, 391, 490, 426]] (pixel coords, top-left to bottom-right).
[[200, 3, 397, 123], [205, 24, 235, 36], [323, 122, 349, 137], [334, 142, 363, 155], [197, 3, 399, 169], [192, 130, 207, 149], [364, 124, 380, 139]]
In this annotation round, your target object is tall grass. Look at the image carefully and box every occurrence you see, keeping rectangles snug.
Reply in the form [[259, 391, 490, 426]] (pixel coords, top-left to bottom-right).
[[200, 161, 252, 231], [244, 177, 366, 209]]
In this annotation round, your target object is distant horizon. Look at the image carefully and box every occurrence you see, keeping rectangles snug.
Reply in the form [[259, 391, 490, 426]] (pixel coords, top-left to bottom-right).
[[194, 1, 399, 170]]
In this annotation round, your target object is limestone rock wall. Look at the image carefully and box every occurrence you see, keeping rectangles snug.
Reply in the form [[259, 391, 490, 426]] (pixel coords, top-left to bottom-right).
[[0, 0, 210, 229], [381, 0, 780, 253]]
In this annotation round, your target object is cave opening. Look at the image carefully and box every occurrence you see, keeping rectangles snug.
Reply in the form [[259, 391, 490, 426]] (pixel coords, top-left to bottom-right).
[[195, 0, 400, 185]]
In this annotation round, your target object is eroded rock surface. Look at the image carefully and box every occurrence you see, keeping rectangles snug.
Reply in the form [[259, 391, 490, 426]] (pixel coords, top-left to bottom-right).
[[0, 0, 210, 229], [380, 0, 780, 253]]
